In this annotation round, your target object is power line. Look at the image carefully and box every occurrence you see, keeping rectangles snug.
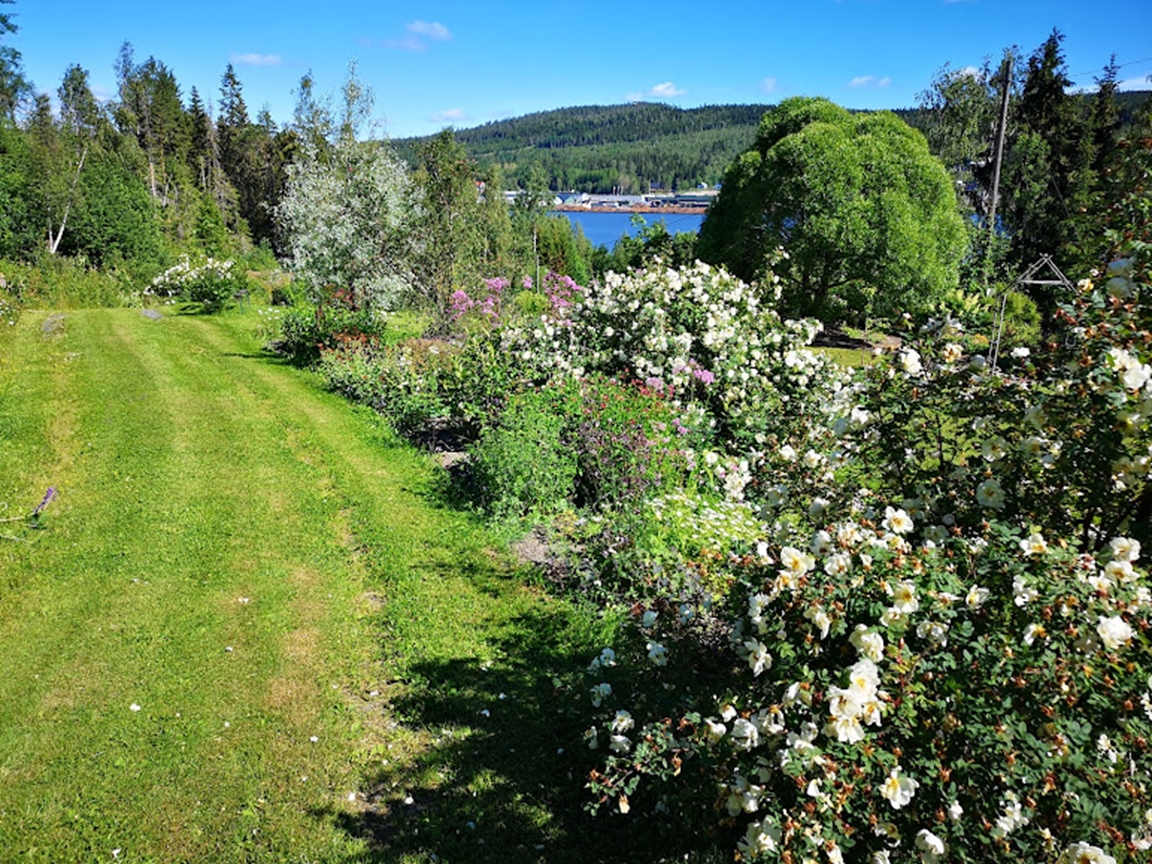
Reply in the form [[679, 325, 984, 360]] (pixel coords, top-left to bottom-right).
[[1067, 55, 1152, 82]]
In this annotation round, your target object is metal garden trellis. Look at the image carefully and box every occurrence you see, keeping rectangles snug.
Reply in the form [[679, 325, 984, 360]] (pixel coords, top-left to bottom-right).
[[990, 254, 1074, 373]]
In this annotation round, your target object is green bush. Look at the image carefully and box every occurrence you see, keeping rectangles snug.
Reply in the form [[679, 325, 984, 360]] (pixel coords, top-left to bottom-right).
[[573, 378, 695, 510], [272, 304, 388, 365], [0, 256, 147, 309], [471, 382, 581, 520], [317, 337, 454, 436]]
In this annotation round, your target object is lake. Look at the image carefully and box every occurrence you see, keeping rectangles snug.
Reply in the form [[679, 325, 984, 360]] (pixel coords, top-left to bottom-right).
[[550, 210, 705, 248]]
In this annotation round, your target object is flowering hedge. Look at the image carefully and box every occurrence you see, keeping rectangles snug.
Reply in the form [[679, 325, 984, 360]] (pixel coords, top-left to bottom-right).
[[302, 251, 1152, 861], [576, 254, 1152, 862]]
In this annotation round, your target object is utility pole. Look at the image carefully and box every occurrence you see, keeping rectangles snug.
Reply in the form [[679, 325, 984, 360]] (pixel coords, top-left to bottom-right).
[[987, 54, 1013, 237]]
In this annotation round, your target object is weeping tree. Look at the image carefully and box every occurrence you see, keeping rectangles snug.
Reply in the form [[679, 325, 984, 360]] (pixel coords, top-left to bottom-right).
[[698, 97, 967, 324]]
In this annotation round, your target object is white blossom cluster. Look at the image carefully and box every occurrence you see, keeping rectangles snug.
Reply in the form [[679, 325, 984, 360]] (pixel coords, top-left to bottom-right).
[[147, 255, 236, 296]]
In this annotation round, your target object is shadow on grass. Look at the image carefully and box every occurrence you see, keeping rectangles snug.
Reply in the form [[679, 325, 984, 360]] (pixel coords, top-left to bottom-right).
[[318, 596, 728, 864], [221, 349, 296, 366]]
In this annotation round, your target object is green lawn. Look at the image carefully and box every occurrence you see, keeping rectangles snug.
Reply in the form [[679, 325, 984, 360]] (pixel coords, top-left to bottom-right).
[[0, 309, 699, 863]]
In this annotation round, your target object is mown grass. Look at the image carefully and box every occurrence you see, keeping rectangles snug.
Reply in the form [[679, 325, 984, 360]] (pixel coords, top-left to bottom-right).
[[0, 308, 723, 863]]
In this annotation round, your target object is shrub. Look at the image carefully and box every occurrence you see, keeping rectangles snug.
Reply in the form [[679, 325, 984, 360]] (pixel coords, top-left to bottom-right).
[[317, 337, 454, 436], [572, 378, 696, 510], [0, 255, 146, 309], [582, 515, 1151, 863], [575, 250, 1152, 862], [148, 255, 247, 313], [472, 382, 582, 519], [272, 304, 387, 366]]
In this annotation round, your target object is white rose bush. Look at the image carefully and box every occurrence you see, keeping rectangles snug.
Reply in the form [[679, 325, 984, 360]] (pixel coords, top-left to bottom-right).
[[148, 254, 247, 313], [577, 248, 1152, 862]]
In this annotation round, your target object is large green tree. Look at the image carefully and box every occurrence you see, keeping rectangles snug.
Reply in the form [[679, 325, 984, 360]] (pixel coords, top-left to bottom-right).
[[412, 129, 486, 323], [698, 97, 967, 323]]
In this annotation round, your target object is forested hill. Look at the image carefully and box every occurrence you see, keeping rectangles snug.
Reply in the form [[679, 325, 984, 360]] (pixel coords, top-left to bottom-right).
[[393, 103, 772, 194], [394, 93, 1151, 196]]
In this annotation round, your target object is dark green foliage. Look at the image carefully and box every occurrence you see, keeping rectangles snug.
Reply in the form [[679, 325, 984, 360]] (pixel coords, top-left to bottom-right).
[[412, 129, 489, 322], [0, 0, 30, 121], [0, 120, 35, 256], [62, 144, 162, 265], [594, 217, 698, 275], [533, 214, 594, 285]]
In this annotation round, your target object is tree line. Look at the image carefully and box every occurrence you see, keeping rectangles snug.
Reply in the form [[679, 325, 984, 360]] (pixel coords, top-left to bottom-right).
[[393, 103, 771, 194], [0, 1, 608, 300], [697, 30, 1151, 330]]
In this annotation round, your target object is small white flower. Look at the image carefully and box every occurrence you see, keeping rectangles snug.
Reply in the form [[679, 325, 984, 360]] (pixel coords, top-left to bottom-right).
[[744, 639, 772, 676], [915, 829, 947, 863], [899, 348, 922, 376], [966, 585, 990, 608], [609, 734, 631, 753], [646, 641, 668, 666], [880, 768, 918, 809], [1097, 615, 1134, 650], [611, 710, 634, 734], [731, 717, 760, 750], [1020, 532, 1048, 556], [1023, 623, 1047, 646], [1057, 842, 1117, 864], [850, 625, 884, 662], [981, 436, 1009, 462], [129, 703, 141, 712], [1109, 536, 1141, 563], [704, 718, 727, 742], [976, 478, 1006, 509], [889, 581, 919, 614], [882, 506, 913, 535]]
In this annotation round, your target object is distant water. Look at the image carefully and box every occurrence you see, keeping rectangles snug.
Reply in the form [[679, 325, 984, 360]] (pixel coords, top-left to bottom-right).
[[550, 210, 705, 248]]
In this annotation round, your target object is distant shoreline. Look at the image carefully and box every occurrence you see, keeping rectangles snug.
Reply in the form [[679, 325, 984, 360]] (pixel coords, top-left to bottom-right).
[[553, 204, 709, 215]]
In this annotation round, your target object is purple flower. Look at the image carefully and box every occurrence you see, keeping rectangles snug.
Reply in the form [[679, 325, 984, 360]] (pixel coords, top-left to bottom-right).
[[693, 368, 716, 385], [484, 277, 509, 294]]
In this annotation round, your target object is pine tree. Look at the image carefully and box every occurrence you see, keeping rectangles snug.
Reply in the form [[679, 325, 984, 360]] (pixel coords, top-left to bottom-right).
[[0, 0, 30, 121]]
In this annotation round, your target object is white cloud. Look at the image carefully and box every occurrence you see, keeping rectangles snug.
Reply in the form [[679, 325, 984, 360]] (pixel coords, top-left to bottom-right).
[[849, 74, 891, 89], [650, 81, 685, 98], [386, 20, 452, 51], [231, 52, 283, 67], [408, 20, 452, 41], [1118, 73, 1152, 91], [958, 65, 980, 79], [431, 107, 466, 123], [627, 82, 686, 101], [761, 76, 778, 93]]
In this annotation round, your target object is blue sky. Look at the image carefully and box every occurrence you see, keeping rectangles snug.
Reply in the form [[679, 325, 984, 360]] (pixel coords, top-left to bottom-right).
[[11, 0, 1152, 139]]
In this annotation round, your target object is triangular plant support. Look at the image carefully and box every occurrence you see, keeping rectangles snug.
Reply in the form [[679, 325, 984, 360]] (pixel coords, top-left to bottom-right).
[[990, 254, 1073, 373]]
